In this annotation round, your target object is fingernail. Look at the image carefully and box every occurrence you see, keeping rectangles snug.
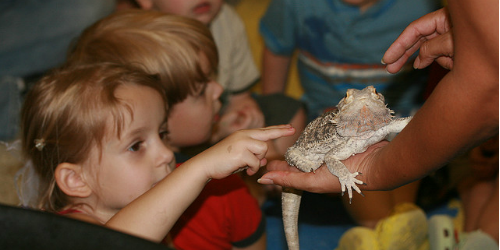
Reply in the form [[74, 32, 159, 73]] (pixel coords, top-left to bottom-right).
[[380, 58, 386, 65], [257, 178, 274, 185], [413, 57, 420, 69]]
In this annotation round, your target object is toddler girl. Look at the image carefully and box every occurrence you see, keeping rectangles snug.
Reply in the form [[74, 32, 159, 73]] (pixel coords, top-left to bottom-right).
[[20, 62, 294, 243], [67, 10, 269, 249]]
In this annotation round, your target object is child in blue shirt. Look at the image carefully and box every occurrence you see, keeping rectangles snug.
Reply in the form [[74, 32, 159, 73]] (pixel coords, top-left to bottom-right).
[[260, 0, 440, 121]]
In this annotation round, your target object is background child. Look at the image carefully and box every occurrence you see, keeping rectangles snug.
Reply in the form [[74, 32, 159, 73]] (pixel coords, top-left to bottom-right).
[[68, 10, 268, 249], [259, 0, 441, 228], [19, 62, 295, 244], [127, 0, 307, 160], [260, 0, 440, 121]]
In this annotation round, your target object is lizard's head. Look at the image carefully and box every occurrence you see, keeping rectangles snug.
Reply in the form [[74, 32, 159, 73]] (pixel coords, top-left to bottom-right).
[[337, 86, 385, 111], [333, 86, 394, 137]]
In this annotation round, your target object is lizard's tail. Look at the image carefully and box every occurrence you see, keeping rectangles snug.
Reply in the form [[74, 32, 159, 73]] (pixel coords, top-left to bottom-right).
[[282, 187, 303, 250]]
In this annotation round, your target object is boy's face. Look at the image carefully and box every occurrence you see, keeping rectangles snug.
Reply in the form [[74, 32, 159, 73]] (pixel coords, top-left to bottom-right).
[[167, 53, 223, 149], [137, 0, 223, 25], [85, 84, 175, 213]]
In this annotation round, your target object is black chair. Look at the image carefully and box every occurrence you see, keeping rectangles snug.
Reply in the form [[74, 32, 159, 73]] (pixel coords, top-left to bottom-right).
[[0, 204, 173, 250]]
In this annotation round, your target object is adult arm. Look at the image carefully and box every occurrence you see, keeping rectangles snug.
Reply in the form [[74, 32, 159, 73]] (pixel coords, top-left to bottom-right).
[[374, 0, 499, 189], [260, 0, 498, 192]]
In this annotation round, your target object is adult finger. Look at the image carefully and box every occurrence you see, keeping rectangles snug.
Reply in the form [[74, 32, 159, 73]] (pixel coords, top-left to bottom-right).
[[414, 30, 454, 69], [383, 8, 451, 73], [259, 165, 341, 193], [265, 159, 302, 172]]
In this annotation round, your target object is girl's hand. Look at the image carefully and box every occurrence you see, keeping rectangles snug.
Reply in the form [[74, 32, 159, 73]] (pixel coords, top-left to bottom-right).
[[200, 125, 295, 180]]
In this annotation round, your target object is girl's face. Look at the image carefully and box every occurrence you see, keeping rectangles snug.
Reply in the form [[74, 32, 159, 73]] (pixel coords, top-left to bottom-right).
[[85, 84, 175, 214], [167, 53, 223, 149], [147, 0, 223, 25]]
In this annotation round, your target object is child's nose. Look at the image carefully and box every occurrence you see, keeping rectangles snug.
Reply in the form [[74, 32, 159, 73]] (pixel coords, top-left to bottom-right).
[[157, 143, 175, 167]]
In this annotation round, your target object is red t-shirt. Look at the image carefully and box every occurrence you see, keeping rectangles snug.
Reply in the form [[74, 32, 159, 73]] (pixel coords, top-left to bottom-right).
[[169, 164, 265, 249]]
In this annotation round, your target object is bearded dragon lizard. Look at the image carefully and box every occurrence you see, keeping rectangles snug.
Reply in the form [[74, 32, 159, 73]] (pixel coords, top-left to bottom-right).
[[282, 86, 412, 250]]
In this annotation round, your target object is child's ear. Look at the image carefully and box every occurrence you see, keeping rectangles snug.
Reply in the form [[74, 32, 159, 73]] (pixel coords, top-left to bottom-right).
[[55, 163, 92, 198], [135, 0, 154, 10]]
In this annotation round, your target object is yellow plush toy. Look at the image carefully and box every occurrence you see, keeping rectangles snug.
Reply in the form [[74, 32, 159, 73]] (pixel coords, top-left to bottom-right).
[[336, 200, 468, 250], [336, 203, 429, 250]]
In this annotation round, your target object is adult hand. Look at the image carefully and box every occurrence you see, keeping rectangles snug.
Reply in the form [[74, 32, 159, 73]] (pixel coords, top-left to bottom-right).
[[382, 8, 454, 73], [258, 141, 389, 193]]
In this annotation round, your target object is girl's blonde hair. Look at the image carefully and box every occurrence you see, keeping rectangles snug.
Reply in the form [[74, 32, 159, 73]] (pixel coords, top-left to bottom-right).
[[68, 9, 218, 108], [21, 63, 166, 212]]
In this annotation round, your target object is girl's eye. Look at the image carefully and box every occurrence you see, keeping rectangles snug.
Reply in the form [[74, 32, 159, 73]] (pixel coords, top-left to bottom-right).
[[128, 141, 142, 152]]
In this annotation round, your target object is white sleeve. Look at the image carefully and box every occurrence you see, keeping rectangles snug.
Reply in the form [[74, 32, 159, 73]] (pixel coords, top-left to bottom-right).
[[210, 4, 260, 92]]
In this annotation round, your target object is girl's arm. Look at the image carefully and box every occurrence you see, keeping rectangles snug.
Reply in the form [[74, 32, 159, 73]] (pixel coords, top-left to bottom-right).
[[106, 125, 295, 242]]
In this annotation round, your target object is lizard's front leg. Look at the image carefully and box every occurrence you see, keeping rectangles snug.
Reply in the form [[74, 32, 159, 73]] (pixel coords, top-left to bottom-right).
[[324, 152, 364, 203]]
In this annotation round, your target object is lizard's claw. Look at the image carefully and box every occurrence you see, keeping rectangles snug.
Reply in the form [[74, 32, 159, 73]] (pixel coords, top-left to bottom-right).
[[339, 171, 364, 204], [325, 161, 365, 204]]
